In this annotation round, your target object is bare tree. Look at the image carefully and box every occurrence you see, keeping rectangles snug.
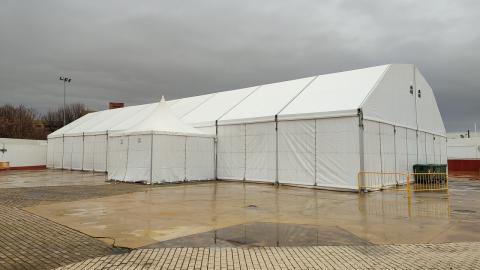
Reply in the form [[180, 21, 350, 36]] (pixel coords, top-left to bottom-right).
[[0, 104, 46, 139], [0, 103, 89, 140], [42, 103, 89, 133]]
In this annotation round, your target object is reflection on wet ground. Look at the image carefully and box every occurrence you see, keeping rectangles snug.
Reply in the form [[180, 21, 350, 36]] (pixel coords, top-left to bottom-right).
[[0, 170, 106, 188], [143, 222, 371, 248], [24, 175, 480, 249]]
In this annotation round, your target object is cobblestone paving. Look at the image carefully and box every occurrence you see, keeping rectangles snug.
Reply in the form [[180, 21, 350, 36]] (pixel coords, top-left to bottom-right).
[[0, 205, 128, 270], [0, 183, 157, 207], [57, 242, 480, 270]]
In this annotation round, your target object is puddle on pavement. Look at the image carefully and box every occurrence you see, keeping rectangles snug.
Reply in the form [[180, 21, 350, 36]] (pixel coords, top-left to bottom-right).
[[20, 173, 480, 249], [142, 222, 371, 248]]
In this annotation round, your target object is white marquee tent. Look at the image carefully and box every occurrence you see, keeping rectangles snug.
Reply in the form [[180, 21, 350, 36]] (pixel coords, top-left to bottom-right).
[[108, 97, 215, 183], [47, 64, 446, 190]]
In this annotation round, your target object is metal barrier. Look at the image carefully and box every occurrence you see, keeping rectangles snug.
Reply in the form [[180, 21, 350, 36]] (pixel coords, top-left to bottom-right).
[[358, 172, 448, 192], [357, 172, 409, 191], [408, 173, 448, 192]]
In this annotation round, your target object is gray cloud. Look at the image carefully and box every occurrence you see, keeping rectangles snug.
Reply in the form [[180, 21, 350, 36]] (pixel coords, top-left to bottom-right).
[[1, 0, 479, 132]]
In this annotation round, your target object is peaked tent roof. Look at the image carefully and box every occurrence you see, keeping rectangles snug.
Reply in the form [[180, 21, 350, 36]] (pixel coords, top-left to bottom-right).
[[181, 86, 259, 127], [218, 76, 317, 125], [110, 97, 213, 137], [48, 112, 98, 138], [278, 65, 389, 120], [48, 64, 446, 138]]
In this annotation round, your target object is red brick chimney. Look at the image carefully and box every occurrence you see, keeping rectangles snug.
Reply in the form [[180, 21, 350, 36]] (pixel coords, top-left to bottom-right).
[[109, 102, 124, 109]]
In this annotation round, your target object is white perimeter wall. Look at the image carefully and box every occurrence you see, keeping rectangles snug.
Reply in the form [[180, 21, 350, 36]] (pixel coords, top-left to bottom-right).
[[0, 138, 47, 167], [448, 137, 480, 159]]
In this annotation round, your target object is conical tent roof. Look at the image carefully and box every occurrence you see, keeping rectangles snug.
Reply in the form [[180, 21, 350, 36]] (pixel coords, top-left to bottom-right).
[[110, 97, 212, 137]]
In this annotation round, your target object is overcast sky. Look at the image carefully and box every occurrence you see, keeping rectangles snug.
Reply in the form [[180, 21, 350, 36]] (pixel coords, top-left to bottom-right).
[[1, 0, 479, 132]]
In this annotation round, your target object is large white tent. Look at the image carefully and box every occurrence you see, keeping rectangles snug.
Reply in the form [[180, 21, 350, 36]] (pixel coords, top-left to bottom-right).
[[108, 97, 215, 183], [47, 64, 446, 190]]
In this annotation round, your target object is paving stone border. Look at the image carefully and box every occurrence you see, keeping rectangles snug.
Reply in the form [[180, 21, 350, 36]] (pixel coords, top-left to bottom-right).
[[57, 242, 480, 270], [0, 205, 128, 270]]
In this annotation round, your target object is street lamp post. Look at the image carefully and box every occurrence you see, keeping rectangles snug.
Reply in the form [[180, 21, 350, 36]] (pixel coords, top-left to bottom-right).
[[59, 76, 71, 126]]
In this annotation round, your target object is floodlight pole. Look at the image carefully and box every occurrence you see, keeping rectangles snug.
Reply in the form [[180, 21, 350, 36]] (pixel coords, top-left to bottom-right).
[[59, 76, 72, 126]]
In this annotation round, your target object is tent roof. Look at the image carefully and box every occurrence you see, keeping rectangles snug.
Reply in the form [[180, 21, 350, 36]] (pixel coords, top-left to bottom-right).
[[181, 86, 258, 127], [48, 112, 98, 138], [110, 97, 213, 137], [218, 76, 317, 125], [48, 64, 446, 138], [168, 93, 216, 118], [278, 65, 389, 120]]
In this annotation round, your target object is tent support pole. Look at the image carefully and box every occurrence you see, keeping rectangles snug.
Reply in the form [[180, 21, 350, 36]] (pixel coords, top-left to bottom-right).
[[150, 133, 153, 185], [314, 119, 317, 186], [275, 115, 279, 186], [184, 136, 187, 182], [123, 136, 130, 182], [358, 109, 365, 192], [105, 131, 109, 180], [214, 120, 218, 180], [82, 133, 84, 171], [243, 124, 246, 181], [62, 134, 65, 170]]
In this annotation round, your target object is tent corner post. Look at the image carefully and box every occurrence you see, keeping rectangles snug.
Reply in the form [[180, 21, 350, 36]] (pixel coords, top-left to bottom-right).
[[358, 109, 365, 189]]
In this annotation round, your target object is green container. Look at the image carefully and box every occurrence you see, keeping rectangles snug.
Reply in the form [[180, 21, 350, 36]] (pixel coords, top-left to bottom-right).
[[412, 164, 447, 184]]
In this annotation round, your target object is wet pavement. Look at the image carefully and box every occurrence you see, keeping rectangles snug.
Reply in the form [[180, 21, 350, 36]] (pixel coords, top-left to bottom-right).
[[0, 170, 106, 188], [1, 169, 480, 269], [24, 174, 480, 248]]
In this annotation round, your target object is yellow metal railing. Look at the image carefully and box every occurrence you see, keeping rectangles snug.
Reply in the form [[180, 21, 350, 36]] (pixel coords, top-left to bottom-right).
[[357, 172, 409, 191], [407, 173, 448, 192], [358, 172, 448, 192]]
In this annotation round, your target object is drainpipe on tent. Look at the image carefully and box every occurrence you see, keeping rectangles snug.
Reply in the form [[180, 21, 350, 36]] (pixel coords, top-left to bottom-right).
[[357, 108, 365, 192], [275, 115, 279, 186]]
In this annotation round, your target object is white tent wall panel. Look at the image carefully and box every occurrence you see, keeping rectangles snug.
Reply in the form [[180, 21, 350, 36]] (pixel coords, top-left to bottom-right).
[[47, 139, 54, 168], [53, 137, 64, 168], [82, 136, 95, 171], [107, 136, 128, 181], [186, 137, 215, 180], [124, 135, 152, 182], [62, 136, 74, 169], [93, 135, 107, 172], [363, 120, 382, 172], [217, 124, 246, 180], [245, 122, 276, 182], [406, 129, 418, 172], [71, 136, 84, 170], [277, 120, 315, 185], [425, 133, 435, 163], [315, 117, 359, 189], [380, 123, 396, 173], [417, 131, 427, 164], [395, 127, 408, 178], [151, 135, 186, 183]]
